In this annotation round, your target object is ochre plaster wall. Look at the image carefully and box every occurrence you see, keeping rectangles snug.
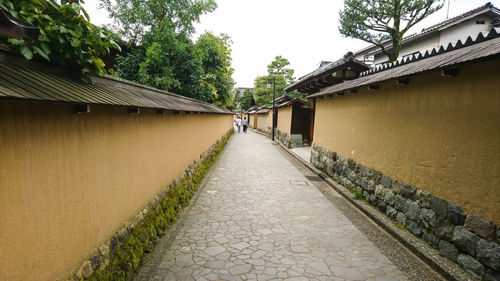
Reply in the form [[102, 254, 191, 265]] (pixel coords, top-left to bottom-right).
[[256, 111, 272, 132], [277, 106, 292, 135], [313, 59, 500, 224], [0, 101, 233, 281]]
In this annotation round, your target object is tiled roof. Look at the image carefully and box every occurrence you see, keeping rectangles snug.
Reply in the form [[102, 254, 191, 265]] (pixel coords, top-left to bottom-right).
[[285, 54, 370, 93], [0, 51, 232, 114], [353, 2, 500, 57], [276, 98, 306, 108], [308, 27, 500, 98]]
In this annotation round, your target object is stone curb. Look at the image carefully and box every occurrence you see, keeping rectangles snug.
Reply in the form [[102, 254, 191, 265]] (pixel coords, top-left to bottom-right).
[[133, 133, 234, 281], [274, 141, 478, 281]]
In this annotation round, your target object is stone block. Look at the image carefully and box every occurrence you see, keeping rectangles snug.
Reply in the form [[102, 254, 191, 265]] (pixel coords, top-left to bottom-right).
[[374, 184, 385, 199], [498, 226, 500, 245], [477, 239, 500, 271], [485, 268, 500, 281], [435, 217, 455, 240], [347, 158, 356, 170], [110, 236, 119, 254], [416, 190, 431, 208], [354, 174, 363, 186], [446, 203, 466, 225], [377, 200, 387, 212], [452, 226, 479, 256], [364, 166, 374, 178], [90, 254, 102, 270], [402, 184, 417, 199], [366, 179, 375, 193], [430, 196, 448, 218], [407, 220, 422, 236], [372, 170, 382, 185], [76, 261, 93, 279], [347, 169, 356, 181], [392, 181, 404, 194], [458, 254, 485, 278], [464, 214, 496, 241], [394, 195, 409, 213], [386, 206, 398, 219], [419, 208, 437, 229], [381, 175, 392, 188], [335, 163, 343, 175], [439, 240, 459, 262], [331, 151, 337, 161], [369, 194, 378, 206], [423, 231, 440, 249], [396, 212, 407, 226], [361, 177, 369, 190], [383, 189, 396, 206], [405, 201, 421, 221]]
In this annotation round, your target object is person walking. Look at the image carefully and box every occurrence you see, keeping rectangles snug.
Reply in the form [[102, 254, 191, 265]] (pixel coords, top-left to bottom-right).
[[235, 116, 242, 133], [242, 117, 248, 133]]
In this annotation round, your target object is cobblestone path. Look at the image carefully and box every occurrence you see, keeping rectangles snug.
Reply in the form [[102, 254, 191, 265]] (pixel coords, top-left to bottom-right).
[[138, 130, 440, 281]]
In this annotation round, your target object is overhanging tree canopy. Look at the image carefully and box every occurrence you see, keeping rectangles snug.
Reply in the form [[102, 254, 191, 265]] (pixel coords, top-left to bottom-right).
[[339, 0, 444, 62]]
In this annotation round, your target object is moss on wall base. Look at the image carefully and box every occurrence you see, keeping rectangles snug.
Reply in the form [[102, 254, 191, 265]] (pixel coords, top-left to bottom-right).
[[74, 129, 234, 281]]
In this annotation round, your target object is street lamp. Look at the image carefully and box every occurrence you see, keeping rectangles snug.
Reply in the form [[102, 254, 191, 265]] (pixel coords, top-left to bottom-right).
[[266, 76, 276, 141]]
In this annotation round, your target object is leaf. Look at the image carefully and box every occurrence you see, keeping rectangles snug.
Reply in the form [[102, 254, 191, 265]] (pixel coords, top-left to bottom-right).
[[40, 42, 51, 54], [33, 46, 50, 61], [20, 46, 34, 60], [68, 29, 82, 38], [71, 38, 81, 47]]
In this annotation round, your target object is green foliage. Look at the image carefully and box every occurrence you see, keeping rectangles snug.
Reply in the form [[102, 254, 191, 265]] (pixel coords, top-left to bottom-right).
[[102, 0, 234, 107], [240, 89, 255, 110], [353, 189, 364, 200], [253, 75, 287, 107], [339, 0, 444, 61], [85, 129, 233, 281], [267, 55, 295, 84], [100, 0, 216, 45], [253, 56, 303, 107], [114, 48, 145, 82], [194, 33, 235, 107], [0, 0, 119, 81]]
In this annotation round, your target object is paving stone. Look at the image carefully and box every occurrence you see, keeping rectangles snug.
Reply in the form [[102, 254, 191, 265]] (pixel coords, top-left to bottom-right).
[[230, 264, 252, 275], [142, 132, 409, 281]]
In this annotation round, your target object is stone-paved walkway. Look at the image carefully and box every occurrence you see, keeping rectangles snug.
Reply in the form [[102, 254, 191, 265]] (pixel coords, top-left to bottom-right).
[[136, 130, 441, 281]]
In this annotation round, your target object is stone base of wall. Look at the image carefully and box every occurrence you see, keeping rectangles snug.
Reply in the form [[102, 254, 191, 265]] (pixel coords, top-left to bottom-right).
[[255, 127, 272, 136], [276, 131, 303, 149], [276, 130, 290, 148], [311, 143, 500, 280], [72, 129, 234, 281]]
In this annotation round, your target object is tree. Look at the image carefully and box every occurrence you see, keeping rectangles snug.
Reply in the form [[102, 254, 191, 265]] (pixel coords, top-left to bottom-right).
[[102, 0, 235, 107], [194, 32, 235, 107], [100, 0, 216, 45], [253, 56, 303, 106], [339, 0, 444, 62], [253, 75, 287, 107], [240, 89, 255, 110], [0, 0, 119, 81], [267, 55, 295, 84]]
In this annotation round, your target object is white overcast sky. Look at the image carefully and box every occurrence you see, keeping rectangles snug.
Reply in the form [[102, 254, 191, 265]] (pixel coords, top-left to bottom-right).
[[83, 0, 494, 87]]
